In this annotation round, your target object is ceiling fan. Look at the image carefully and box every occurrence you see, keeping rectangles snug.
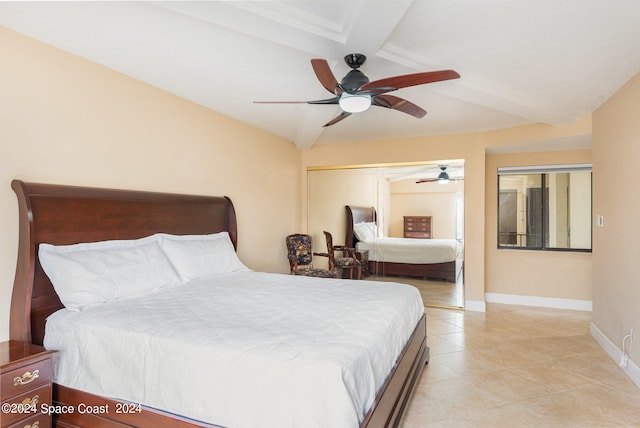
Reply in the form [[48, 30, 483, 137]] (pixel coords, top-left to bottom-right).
[[254, 53, 460, 127], [416, 165, 463, 184]]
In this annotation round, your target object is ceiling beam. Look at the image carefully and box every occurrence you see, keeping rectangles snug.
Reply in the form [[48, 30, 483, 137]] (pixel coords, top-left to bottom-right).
[[377, 44, 582, 125]]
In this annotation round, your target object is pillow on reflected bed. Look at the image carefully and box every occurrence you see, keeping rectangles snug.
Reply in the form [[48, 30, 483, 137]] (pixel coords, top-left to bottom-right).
[[353, 222, 376, 242], [39, 235, 182, 311], [159, 231, 249, 281]]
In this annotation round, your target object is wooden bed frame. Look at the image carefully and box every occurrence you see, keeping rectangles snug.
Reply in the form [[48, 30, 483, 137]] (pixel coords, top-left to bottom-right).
[[346, 205, 460, 283], [10, 180, 428, 428]]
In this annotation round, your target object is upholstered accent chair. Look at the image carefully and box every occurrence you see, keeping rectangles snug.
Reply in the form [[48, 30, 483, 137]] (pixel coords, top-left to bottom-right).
[[285, 234, 337, 278], [323, 231, 362, 280]]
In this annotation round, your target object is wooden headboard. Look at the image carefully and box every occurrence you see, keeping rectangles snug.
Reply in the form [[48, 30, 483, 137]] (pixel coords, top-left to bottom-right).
[[10, 180, 238, 345], [345, 205, 377, 248]]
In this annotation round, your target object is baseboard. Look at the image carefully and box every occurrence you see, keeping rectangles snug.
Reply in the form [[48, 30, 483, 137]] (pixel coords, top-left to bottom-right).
[[464, 299, 486, 312], [590, 322, 640, 389], [485, 292, 592, 311]]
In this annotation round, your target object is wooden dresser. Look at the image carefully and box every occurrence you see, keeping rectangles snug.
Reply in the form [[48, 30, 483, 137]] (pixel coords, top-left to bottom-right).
[[1, 340, 55, 428], [403, 216, 432, 239]]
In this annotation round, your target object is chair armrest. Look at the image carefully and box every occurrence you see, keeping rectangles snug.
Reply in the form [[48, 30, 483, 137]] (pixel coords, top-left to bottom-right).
[[313, 252, 330, 258], [336, 246, 358, 258]]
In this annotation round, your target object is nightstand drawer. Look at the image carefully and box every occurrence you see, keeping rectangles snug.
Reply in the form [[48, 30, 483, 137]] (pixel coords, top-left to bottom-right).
[[1, 383, 51, 427], [6, 411, 51, 428], [1, 358, 52, 399]]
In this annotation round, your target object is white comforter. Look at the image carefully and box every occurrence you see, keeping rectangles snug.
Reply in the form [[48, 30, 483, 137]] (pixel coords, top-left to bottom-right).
[[357, 238, 462, 264], [44, 271, 424, 428]]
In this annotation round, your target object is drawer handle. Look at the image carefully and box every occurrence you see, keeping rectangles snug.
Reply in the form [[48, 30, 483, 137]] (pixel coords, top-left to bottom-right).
[[13, 369, 40, 386], [25, 422, 40, 428], [22, 394, 40, 407]]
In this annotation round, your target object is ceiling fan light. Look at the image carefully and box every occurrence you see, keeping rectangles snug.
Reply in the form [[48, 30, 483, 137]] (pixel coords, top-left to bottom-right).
[[437, 171, 450, 184], [339, 93, 371, 113]]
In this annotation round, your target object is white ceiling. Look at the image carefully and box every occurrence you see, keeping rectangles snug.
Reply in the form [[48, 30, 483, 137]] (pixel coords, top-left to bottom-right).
[[383, 162, 464, 183], [2, 1, 640, 149]]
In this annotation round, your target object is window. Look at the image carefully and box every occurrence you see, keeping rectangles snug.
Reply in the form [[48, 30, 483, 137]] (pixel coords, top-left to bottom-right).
[[498, 164, 592, 251]]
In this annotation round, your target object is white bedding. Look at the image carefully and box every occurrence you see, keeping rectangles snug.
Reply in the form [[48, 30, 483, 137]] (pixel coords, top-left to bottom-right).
[[44, 270, 424, 428], [357, 237, 462, 264]]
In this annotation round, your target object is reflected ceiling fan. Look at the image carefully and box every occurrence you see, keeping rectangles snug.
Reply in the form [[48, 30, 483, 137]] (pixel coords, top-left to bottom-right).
[[416, 165, 463, 184], [254, 53, 460, 127]]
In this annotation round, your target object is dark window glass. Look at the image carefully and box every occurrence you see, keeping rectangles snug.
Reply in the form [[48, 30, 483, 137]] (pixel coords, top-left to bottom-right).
[[498, 170, 591, 251]]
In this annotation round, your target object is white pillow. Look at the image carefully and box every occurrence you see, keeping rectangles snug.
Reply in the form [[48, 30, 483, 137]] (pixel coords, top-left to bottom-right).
[[353, 222, 376, 242], [159, 232, 249, 281], [39, 235, 182, 311]]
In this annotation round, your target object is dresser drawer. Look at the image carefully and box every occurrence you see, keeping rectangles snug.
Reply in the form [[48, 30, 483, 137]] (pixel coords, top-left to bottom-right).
[[407, 217, 430, 224], [405, 231, 431, 239], [406, 222, 429, 231], [1, 383, 51, 427], [405, 224, 430, 232], [1, 357, 52, 400]]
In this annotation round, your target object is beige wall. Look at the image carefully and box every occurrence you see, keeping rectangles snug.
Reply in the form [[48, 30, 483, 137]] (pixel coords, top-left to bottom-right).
[[389, 180, 463, 239], [307, 168, 379, 269], [485, 150, 593, 301], [0, 28, 300, 341], [592, 72, 640, 371]]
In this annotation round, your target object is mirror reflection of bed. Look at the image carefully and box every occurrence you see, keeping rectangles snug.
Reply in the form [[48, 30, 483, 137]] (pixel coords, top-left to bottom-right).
[[307, 161, 465, 309]]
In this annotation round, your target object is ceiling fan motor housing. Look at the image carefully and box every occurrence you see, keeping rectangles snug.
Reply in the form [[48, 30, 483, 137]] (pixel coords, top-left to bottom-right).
[[339, 53, 369, 93], [341, 70, 369, 92]]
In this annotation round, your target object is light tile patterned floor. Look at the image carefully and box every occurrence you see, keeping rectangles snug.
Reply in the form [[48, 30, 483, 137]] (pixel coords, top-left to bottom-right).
[[368, 274, 464, 308], [400, 304, 640, 427]]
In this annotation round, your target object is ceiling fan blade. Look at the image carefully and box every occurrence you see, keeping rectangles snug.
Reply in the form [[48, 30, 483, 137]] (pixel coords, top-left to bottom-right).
[[311, 59, 340, 94], [308, 96, 340, 105], [416, 177, 464, 183], [254, 96, 339, 105], [360, 69, 460, 92], [323, 112, 351, 127], [356, 87, 398, 96], [253, 101, 310, 104], [373, 94, 427, 118]]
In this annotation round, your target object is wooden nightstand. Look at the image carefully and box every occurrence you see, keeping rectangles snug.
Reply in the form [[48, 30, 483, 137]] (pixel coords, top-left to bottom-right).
[[1, 340, 55, 428], [340, 250, 369, 279], [355, 250, 369, 278]]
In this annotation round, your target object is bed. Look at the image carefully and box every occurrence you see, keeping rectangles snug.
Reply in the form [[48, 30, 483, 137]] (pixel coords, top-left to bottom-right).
[[346, 206, 462, 283], [9, 180, 429, 428]]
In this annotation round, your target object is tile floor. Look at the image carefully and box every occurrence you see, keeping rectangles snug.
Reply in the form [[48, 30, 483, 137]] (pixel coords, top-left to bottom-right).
[[400, 304, 640, 427], [368, 274, 464, 308]]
